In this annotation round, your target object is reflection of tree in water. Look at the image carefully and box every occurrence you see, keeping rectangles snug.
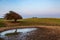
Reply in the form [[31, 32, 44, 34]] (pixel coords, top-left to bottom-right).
[[4, 32, 23, 40], [15, 29, 17, 33], [5, 29, 20, 36], [1, 28, 60, 40]]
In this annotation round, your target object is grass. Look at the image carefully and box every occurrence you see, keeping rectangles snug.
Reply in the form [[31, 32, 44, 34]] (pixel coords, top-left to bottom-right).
[[0, 18, 60, 27], [0, 22, 5, 27], [0, 19, 6, 27], [19, 18, 60, 26], [0, 18, 60, 40], [0, 20, 5, 27]]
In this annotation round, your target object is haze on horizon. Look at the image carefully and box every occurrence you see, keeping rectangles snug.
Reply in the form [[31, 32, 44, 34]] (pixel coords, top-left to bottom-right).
[[0, 0, 60, 18]]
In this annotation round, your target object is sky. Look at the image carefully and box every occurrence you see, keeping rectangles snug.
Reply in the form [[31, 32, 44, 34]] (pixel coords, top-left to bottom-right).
[[0, 0, 60, 18]]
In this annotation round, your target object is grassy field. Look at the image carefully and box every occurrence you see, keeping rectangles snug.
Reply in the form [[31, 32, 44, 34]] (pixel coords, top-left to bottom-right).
[[0, 18, 60, 27], [0, 18, 6, 27], [19, 18, 60, 26], [0, 18, 60, 40]]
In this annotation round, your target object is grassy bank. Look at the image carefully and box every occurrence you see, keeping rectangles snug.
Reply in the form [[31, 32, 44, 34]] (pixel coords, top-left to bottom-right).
[[0, 18, 60, 27]]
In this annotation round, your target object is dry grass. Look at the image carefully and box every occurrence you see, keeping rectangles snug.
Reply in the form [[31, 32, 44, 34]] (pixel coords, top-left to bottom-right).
[[0, 18, 60, 27]]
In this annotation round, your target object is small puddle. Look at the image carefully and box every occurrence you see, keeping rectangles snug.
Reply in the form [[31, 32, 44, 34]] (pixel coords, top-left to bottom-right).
[[0, 28, 37, 40]]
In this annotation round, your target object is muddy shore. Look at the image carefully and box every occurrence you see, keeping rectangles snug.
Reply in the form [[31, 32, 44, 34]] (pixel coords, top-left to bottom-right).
[[0, 27, 60, 40]]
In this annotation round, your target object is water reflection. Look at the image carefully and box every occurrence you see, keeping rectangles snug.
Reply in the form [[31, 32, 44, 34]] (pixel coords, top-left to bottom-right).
[[0, 28, 37, 40]]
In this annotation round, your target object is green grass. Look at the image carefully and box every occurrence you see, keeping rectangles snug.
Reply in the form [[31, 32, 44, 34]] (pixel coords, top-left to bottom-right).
[[19, 18, 60, 26], [0, 18, 60, 27], [0, 18, 6, 27], [0, 22, 5, 27]]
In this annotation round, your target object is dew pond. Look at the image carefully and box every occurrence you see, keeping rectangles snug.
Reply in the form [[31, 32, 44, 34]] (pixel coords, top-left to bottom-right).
[[0, 27, 60, 40], [0, 28, 38, 40]]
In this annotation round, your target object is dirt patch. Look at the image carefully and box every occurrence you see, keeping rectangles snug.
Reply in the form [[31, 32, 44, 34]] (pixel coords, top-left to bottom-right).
[[21, 27, 60, 40]]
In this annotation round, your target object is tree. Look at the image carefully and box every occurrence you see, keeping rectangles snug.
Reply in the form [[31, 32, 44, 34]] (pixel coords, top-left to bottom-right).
[[4, 11, 22, 22]]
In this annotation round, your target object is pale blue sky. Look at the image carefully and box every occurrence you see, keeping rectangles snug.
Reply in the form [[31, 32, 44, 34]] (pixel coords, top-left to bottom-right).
[[0, 0, 60, 18]]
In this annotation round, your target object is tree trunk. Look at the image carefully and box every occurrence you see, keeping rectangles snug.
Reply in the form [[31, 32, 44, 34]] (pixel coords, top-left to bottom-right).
[[14, 19, 17, 22], [15, 29, 17, 33]]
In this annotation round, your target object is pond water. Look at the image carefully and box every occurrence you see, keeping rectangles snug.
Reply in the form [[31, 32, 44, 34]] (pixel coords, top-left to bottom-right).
[[0, 28, 38, 40], [0, 27, 59, 40]]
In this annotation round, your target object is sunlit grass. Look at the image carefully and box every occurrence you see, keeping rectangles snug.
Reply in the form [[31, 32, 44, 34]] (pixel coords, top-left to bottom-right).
[[0, 18, 60, 27], [19, 18, 60, 26], [0, 19, 6, 27]]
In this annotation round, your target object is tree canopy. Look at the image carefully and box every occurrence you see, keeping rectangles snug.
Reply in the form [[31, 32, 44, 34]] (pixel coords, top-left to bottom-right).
[[4, 11, 22, 22]]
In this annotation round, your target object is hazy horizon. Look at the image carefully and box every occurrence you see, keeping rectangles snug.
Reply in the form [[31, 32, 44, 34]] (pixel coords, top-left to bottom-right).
[[0, 0, 60, 18]]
